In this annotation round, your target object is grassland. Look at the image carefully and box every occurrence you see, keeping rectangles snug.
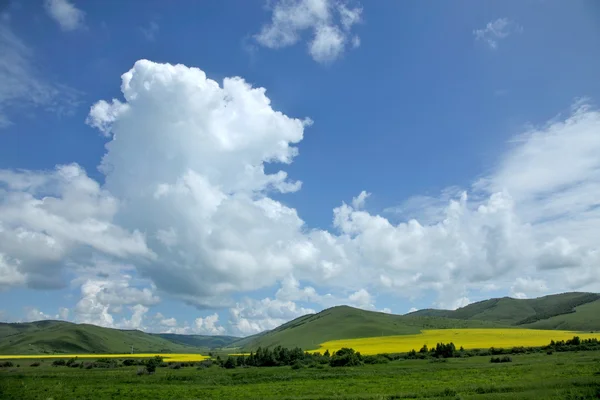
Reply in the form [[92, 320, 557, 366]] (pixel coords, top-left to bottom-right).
[[0, 320, 206, 355], [1, 351, 599, 399], [0, 353, 208, 362], [312, 329, 600, 355]]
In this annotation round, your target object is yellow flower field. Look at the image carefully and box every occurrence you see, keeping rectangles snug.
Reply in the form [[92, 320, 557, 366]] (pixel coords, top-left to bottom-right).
[[0, 353, 209, 362], [312, 329, 600, 355]]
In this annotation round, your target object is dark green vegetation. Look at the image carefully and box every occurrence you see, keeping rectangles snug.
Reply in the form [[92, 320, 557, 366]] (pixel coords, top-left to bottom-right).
[[0, 320, 211, 354], [1, 351, 599, 399], [408, 292, 600, 329]]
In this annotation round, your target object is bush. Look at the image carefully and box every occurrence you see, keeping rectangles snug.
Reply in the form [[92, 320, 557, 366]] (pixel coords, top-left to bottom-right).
[[52, 359, 66, 367], [122, 359, 136, 367], [169, 363, 182, 370], [223, 357, 236, 369], [136, 367, 148, 376], [546, 350, 553, 355], [197, 359, 214, 369], [363, 355, 389, 364], [330, 348, 363, 367], [70, 362, 81, 368], [490, 356, 512, 363], [0, 361, 14, 368], [30, 362, 40, 367], [291, 361, 303, 370], [66, 357, 77, 367]]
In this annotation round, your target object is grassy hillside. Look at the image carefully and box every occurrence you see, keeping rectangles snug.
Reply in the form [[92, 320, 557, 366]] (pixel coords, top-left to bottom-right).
[[0, 321, 202, 355], [227, 306, 507, 351], [155, 333, 239, 349], [522, 299, 600, 331], [407, 292, 600, 328]]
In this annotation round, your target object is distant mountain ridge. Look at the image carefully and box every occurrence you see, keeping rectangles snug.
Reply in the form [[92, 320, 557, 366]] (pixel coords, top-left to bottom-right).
[[1, 292, 598, 354]]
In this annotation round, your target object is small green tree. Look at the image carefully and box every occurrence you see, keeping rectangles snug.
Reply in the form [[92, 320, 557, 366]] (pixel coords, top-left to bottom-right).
[[223, 357, 236, 369]]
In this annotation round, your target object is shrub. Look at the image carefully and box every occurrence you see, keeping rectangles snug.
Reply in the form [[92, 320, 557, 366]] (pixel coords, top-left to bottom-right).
[[30, 362, 40, 367], [291, 361, 303, 370], [198, 359, 214, 369], [363, 355, 389, 364], [122, 359, 136, 367], [66, 357, 77, 367], [490, 356, 512, 363], [223, 357, 236, 369], [169, 363, 182, 370], [52, 359, 66, 367], [0, 361, 14, 368], [136, 367, 148, 376], [546, 350, 553, 355], [330, 348, 363, 367], [70, 362, 81, 368]]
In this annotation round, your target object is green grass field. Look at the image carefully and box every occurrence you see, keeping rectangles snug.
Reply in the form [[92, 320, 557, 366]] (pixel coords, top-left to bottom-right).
[[1, 351, 599, 399]]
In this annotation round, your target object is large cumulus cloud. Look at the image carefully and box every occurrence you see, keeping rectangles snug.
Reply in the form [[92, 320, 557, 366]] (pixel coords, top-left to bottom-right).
[[3, 60, 600, 334]]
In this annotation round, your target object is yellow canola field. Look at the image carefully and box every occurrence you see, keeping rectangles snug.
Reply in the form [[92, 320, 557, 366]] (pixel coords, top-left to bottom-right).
[[313, 329, 600, 355], [0, 353, 209, 362]]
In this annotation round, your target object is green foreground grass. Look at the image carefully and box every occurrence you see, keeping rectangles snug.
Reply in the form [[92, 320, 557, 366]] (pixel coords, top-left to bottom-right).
[[1, 351, 600, 399]]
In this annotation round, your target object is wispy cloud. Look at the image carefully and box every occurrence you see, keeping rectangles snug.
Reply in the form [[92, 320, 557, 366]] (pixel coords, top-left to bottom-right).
[[140, 21, 159, 42], [44, 0, 85, 31], [473, 18, 522, 49], [0, 21, 81, 128]]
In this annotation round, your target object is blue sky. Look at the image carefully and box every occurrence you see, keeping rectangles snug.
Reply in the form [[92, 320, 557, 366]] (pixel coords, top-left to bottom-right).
[[1, 0, 600, 336]]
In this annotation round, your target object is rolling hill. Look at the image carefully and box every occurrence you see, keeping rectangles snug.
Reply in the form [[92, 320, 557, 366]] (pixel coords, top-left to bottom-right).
[[229, 292, 600, 351], [2, 292, 598, 354], [225, 306, 508, 351], [406, 292, 600, 327], [0, 320, 213, 355]]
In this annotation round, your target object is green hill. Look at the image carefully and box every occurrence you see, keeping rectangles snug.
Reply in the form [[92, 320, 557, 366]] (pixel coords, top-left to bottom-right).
[[0, 321, 203, 355], [406, 292, 600, 328], [2, 292, 598, 355], [226, 306, 507, 351]]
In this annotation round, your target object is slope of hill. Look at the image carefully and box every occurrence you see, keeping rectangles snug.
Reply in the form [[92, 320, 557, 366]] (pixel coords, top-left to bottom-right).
[[522, 299, 600, 331], [0, 321, 202, 355], [406, 292, 600, 327], [226, 306, 508, 351], [155, 333, 239, 349]]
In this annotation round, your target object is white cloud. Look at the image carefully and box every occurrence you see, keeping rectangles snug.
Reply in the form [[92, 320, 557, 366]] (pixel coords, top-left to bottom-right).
[[255, 0, 362, 63], [473, 18, 522, 49], [229, 297, 315, 335], [23, 306, 69, 322], [194, 313, 226, 335], [0, 22, 80, 127], [4, 60, 600, 332], [58, 307, 69, 320], [160, 317, 177, 327], [0, 164, 153, 289], [44, 0, 85, 31]]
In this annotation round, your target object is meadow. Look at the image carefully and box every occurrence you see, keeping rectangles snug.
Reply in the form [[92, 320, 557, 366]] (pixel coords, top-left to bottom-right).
[[0, 353, 208, 362], [1, 351, 599, 399], [313, 329, 600, 355]]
